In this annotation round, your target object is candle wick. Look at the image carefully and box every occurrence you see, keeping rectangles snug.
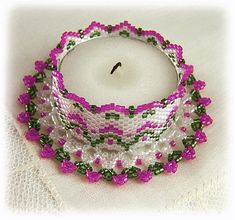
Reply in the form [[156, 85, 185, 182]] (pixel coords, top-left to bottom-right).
[[110, 62, 122, 74]]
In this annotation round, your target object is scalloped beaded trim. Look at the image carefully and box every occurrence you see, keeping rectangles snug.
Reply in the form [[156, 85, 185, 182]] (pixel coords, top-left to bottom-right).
[[17, 21, 213, 185]]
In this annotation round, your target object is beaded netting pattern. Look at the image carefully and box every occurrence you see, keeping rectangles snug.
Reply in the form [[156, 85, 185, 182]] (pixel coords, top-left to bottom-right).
[[16, 21, 213, 185]]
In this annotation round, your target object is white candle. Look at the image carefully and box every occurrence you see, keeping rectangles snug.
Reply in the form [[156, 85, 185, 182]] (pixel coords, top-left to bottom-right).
[[61, 37, 177, 107]]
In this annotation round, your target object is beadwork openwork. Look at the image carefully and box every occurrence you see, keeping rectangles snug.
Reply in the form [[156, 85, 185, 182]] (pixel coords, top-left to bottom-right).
[[17, 21, 213, 185]]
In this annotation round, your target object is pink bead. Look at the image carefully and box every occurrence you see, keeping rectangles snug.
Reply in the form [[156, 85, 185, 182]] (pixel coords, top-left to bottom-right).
[[193, 80, 206, 91], [115, 160, 123, 168], [94, 157, 101, 165], [17, 112, 30, 124], [135, 158, 142, 166], [35, 60, 47, 72], [200, 114, 213, 126], [25, 128, 40, 142], [40, 144, 56, 159], [163, 160, 178, 173], [107, 139, 114, 145], [183, 112, 190, 118], [75, 150, 82, 158], [60, 160, 77, 173], [137, 170, 153, 182], [155, 152, 162, 159], [181, 146, 196, 160], [18, 93, 31, 105], [180, 127, 187, 133], [58, 138, 66, 146], [169, 140, 176, 147], [194, 130, 207, 143], [112, 174, 128, 185], [23, 75, 35, 87], [198, 97, 212, 107], [47, 126, 54, 134], [86, 170, 102, 183]]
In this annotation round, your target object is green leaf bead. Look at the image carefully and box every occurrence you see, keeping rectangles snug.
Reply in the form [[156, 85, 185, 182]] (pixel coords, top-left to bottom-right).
[[25, 101, 37, 116], [182, 135, 197, 147], [99, 168, 116, 181], [191, 90, 201, 102], [55, 148, 70, 162], [34, 72, 46, 83], [137, 27, 142, 36], [122, 166, 140, 178], [90, 31, 101, 38], [27, 85, 37, 99], [185, 74, 196, 85], [107, 25, 112, 33], [28, 117, 40, 131], [40, 134, 53, 146], [119, 30, 130, 37], [191, 119, 203, 131], [194, 104, 206, 116], [168, 150, 182, 162], [75, 161, 92, 175], [148, 162, 164, 175]]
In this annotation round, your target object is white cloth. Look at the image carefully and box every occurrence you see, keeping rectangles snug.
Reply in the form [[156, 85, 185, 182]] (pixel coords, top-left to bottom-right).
[[5, 8, 227, 213]]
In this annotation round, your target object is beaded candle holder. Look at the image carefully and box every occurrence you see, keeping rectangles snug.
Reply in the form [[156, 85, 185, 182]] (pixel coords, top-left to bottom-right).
[[17, 21, 213, 185]]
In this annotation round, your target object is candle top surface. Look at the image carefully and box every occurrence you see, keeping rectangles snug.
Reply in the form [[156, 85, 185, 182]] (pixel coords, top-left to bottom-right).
[[60, 37, 177, 107]]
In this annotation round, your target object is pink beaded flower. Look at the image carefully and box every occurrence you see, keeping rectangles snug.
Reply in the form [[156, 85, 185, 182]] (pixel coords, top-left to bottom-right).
[[18, 93, 31, 105], [60, 160, 77, 173], [181, 146, 196, 160], [86, 170, 102, 183], [200, 114, 213, 126], [194, 130, 207, 144], [25, 128, 40, 141], [137, 170, 153, 182], [193, 80, 206, 91], [23, 75, 35, 87], [112, 173, 128, 185], [163, 160, 178, 173], [40, 144, 56, 159], [198, 97, 212, 107], [35, 60, 47, 72], [17, 112, 30, 123]]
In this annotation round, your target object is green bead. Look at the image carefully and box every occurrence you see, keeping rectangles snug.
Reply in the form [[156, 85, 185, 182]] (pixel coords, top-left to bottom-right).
[[25, 101, 37, 116], [150, 109, 156, 115], [55, 148, 70, 162], [129, 113, 134, 118], [40, 134, 53, 146], [148, 162, 164, 175], [161, 98, 168, 107], [27, 86, 37, 99], [105, 113, 111, 120], [168, 150, 182, 162], [182, 135, 196, 147], [185, 74, 196, 85], [90, 31, 101, 38], [194, 104, 206, 116], [114, 114, 120, 120], [165, 40, 170, 45], [122, 166, 140, 178], [75, 161, 92, 175], [34, 72, 46, 83], [137, 27, 142, 36], [191, 90, 201, 102], [90, 105, 97, 114], [28, 118, 40, 131], [100, 168, 116, 181], [119, 30, 130, 37], [142, 112, 148, 118], [191, 119, 203, 131], [107, 25, 112, 33]]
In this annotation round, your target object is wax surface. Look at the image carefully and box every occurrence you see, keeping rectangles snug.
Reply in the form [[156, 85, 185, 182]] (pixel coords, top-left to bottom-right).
[[61, 37, 177, 106]]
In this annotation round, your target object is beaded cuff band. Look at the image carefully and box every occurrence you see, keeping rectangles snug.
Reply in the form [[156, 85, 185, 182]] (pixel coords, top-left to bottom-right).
[[17, 21, 213, 185]]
